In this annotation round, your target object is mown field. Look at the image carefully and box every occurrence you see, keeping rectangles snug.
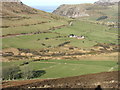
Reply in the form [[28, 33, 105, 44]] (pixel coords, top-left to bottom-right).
[[2, 59, 118, 79]]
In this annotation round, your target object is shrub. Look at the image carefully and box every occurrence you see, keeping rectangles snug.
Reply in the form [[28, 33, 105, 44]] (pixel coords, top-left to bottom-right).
[[41, 43, 46, 46], [32, 70, 46, 78], [1, 26, 10, 28], [2, 52, 14, 57], [45, 38, 49, 40], [96, 16, 108, 21], [58, 41, 70, 47], [20, 61, 29, 66]]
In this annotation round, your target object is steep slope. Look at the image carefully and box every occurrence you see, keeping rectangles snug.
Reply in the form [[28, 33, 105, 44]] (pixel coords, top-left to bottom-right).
[[53, 4, 91, 18], [2, 2, 38, 17], [53, 1, 118, 22], [1, 2, 69, 35]]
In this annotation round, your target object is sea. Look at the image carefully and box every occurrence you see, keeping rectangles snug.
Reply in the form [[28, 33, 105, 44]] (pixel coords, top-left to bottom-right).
[[31, 6, 58, 13]]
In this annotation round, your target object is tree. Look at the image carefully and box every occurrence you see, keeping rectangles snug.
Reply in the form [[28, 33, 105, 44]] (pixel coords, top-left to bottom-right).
[[2, 65, 21, 80], [21, 66, 46, 79], [21, 65, 34, 80]]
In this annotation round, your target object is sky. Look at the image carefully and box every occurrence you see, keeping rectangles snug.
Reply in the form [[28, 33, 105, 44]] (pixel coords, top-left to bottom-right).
[[21, 0, 98, 6]]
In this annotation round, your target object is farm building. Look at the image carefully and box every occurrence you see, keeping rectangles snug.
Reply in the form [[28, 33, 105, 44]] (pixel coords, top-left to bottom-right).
[[77, 36, 85, 39], [68, 34, 77, 38], [68, 34, 85, 39]]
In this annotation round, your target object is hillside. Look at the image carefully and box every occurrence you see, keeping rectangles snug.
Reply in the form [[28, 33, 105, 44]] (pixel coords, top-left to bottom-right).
[[52, 2, 118, 22], [2, 2, 118, 61], [2, 71, 118, 89], [1, 2, 69, 35], [1, 0, 118, 87]]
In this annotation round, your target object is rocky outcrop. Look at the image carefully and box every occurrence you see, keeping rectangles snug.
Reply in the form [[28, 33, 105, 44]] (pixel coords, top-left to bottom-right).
[[52, 0, 118, 18], [53, 4, 90, 18]]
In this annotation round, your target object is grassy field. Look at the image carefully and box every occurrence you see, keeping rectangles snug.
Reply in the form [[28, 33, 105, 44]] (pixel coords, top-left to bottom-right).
[[84, 4, 118, 22], [2, 33, 66, 49], [53, 20, 118, 46], [2, 2, 118, 82], [2, 19, 68, 35], [2, 2, 69, 36], [3, 20, 118, 50], [2, 20, 118, 80], [2, 59, 118, 79]]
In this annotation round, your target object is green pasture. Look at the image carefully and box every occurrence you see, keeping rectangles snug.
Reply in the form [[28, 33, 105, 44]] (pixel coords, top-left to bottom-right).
[[3, 20, 118, 49], [2, 33, 66, 49], [2, 20, 67, 35], [2, 59, 118, 79], [53, 20, 118, 44], [82, 4, 118, 22]]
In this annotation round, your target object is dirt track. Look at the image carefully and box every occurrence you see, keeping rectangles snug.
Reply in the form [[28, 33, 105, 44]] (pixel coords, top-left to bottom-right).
[[2, 71, 119, 89]]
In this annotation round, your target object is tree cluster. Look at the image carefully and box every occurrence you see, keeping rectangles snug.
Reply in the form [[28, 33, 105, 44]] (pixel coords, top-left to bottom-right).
[[2, 65, 46, 80]]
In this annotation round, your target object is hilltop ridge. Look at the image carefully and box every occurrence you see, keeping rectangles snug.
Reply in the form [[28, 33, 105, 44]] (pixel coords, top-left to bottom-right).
[[52, 1, 118, 22], [95, 0, 120, 4], [94, 0, 120, 5], [2, 2, 38, 17]]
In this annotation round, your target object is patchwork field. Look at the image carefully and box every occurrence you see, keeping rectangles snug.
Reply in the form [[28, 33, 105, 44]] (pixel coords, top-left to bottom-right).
[[2, 19, 118, 81], [1, 2, 119, 87], [2, 20, 118, 49], [2, 19, 68, 35]]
